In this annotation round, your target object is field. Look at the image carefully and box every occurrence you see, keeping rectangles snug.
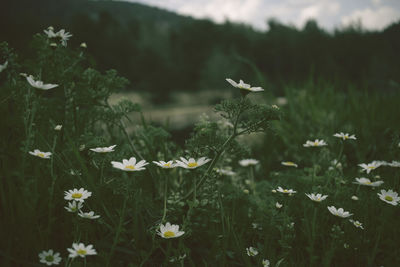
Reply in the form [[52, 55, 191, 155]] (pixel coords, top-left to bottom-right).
[[1, 28, 400, 267]]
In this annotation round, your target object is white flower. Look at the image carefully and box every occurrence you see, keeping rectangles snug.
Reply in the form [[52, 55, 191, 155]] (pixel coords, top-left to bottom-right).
[[157, 222, 185, 239], [89, 145, 116, 153], [0, 61, 8, 73], [29, 149, 52, 159], [216, 168, 236, 176], [175, 157, 211, 169], [377, 189, 400, 206], [67, 243, 97, 258], [65, 201, 83, 213], [358, 162, 381, 174], [153, 160, 177, 169], [44, 27, 57, 38], [305, 193, 328, 202], [111, 157, 149, 171], [246, 247, 258, 256], [281, 161, 298, 168], [351, 195, 359, 201], [56, 29, 73, 46], [26, 75, 59, 90], [64, 188, 92, 202], [38, 249, 62, 266], [226, 78, 264, 92], [276, 186, 297, 194], [333, 132, 356, 141], [349, 219, 364, 229], [303, 139, 327, 147], [353, 177, 384, 187], [275, 202, 283, 208], [388, 161, 400, 168], [262, 259, 270, 267], [78, 211, 100, 219], [80, 42, 87, 48], [327, 206, 353, 218], [239, 159, 259, 167], [54, 125, 62, 131]]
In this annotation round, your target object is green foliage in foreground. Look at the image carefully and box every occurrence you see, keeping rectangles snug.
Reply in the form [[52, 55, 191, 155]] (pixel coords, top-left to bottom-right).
[[1, 32, 400, 267]]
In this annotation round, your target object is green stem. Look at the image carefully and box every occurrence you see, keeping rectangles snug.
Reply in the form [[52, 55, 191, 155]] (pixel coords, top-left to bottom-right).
[[161, 175, 169, 223], [47, 135, 58, 243]]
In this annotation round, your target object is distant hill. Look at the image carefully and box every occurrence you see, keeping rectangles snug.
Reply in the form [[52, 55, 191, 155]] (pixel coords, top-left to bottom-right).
[[1, 0, 400, 102]]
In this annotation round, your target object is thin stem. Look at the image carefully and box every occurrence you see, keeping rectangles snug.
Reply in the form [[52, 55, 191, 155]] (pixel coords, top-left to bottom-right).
[[46, 135, 58, 244], [161, 175, 169, 222]]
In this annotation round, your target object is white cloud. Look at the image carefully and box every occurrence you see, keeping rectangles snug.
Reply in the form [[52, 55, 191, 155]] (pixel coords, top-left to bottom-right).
[[341, 6, 400, 30]]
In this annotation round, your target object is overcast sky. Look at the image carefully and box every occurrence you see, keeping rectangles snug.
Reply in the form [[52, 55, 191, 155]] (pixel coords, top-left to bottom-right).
[[126, 0, 400, 31]]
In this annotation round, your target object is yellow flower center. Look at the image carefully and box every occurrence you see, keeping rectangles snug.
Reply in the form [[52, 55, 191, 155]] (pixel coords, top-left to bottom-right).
[[366, 181, 372, 184], [164, 231, 175, 238], [316, 197, 321, 201], [368, 166, 375, 169], [385, 196, 393, 201], [164, 163, 171, 167], [38, 153, 45, 157], [283, 189, 288, 193], [77, 249, 87, 255], [72, 193, 82, 199], [45, 255, 54, 262], [187, 162, 198, 168], [125, 165, 135, 170], [314, 142, 318, 146]]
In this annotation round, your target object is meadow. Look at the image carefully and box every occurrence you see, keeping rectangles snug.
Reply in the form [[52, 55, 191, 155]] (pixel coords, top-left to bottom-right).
[[1, 28, 400, 267]]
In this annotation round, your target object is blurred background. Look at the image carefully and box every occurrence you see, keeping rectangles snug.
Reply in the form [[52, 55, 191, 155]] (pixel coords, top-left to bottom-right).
[[1, 0, 400, 138]]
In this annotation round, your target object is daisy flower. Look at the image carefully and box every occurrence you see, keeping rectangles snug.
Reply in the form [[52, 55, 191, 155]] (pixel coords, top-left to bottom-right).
[[38, 249, 62, 266], [353, 177, 384, 187], [303, 139, 327, 147], [239, 159, 259, 167], [80, 42, 87, 48], [246, 247, 258, 256], [153, 160, 177, 169], [54, 125, 62, 131], [29, 149, 51, 159], [262, 259, 270, 267], [56, 29, 72, 46], [276, 186, 297, 194], [327, 206, 352, 218], [225, 78, 264, 92], [26, 75, 59, 90], [64, 188, 92, 202], [388, 161, 400, 168], [333, 132, 356, 141], [377, 189, 400, 206], [89, 145, 116, 153], [0, 61, 8, 73], [349, 219, 364, 229], [111, 157, 149, 171], [65, 201, 83, 213], [281, 161, 298, 168], [358, 162, 381, 174], [275, 202, 283, 209], [305, 193, 328, 202], [175, 157, 211, 169], [215, 168, 236, 176], [78, 211, 100, 220], [67, 243, 97, 258], [351, 195, 359, 201], [157, 222, 185, 239]]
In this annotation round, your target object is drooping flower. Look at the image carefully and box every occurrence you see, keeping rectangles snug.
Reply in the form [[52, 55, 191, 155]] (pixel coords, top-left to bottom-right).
[[0, 61, 8, 73], [303, 139, 327, 147], [157, 222, 185, 239], [216, 167, 236, 176], [262, 259, 270, 267], [153, 160, 177, 169], [54, 125, 62, 131], [333, 132, 356, 141], [281, 161, 298, 168], [226, 78, 264, 92], [80, 42, 87, 48], [388, 161, 400, 168], [275, 202, 283, 209], [111, 157, 149, 171], [305, 193, 328, 202], [358, 162, 381, 174], [65, 201, 83, 213], [351, 195, 359, 201], [67, 243, 97, 258], [29, 149, 52, 159], [38, 249, 62, 266], [175, 157, 211, 169], [246, 247, 258, 256], [78, 211, 100, 220], [89, 145, 116, 153], [353, 177, 384, 187], [377, 189, 400, 206], [276, 186, 297, 194], [26, 75, 59, 90], [239, 159, 259, 167], [349, 219, 364, 229], [64, 188, 92, 202], [327, 206, 352, 218]]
